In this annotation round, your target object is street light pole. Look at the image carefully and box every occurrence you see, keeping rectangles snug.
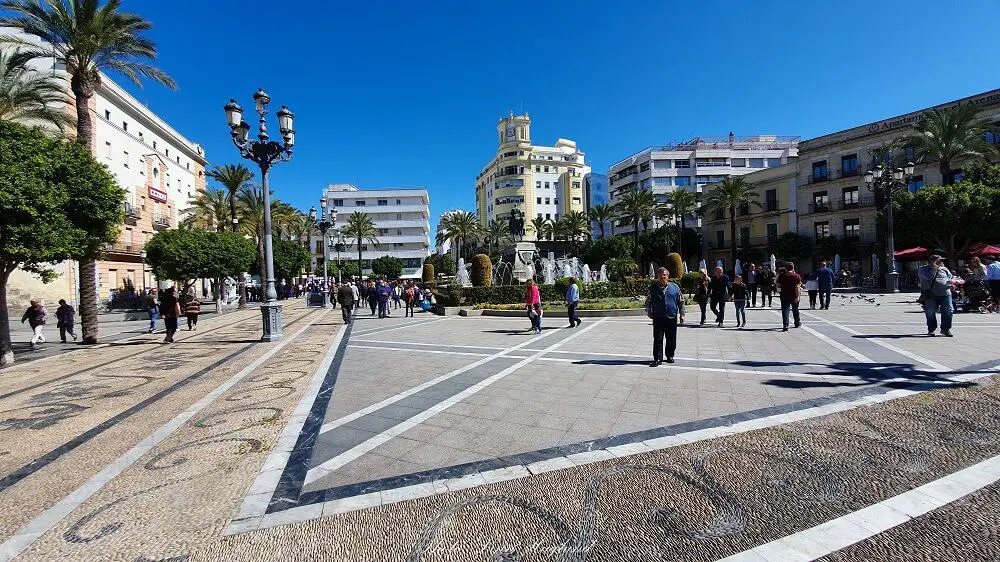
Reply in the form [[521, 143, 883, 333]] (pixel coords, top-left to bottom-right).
[[865, 161, 914, 294], [224, 89, 295, 341], [140, 250, 147, 293], [309, 200, 337, 307]]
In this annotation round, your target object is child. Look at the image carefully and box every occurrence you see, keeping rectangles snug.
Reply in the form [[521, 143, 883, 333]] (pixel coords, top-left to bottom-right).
[[732, 275, 748, 328]]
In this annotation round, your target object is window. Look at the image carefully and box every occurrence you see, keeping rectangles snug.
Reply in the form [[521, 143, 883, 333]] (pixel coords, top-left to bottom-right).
[[378, 199, 388, 206], [674, 176, 691, 186], [907, 175, 924, 192], [545, 198, 551, 205], [639, 162, 650, 172], [738, 202, 749, 216], [652, 159, 671, 169], [749, 158, 764, 168], [731, 158, 745, 167], [537, 197, 542, 204], [165, 149, 169, 157], [355, 200, 366, 207], [812, 160, 829, 181], [153, 141, 157, 149], [809, 192, 828, 214], [396, 199, 401, 204], [572, 181, 580, 189], [153, 167, 158, 178], [652, 177, 672, 187], [988, 132, 1000, 145], [396, 229, 402, 235], [674, 159, 691, 168], [545, 213, 551, 219], [766, 223, 778, 241], [123, 151, 129, 168], [103, 141, 112, 159], [333, 199, 343, 206], [535, 166, 540, 172], [739, 227, 751, 247], [767, 158, 782, 167], [843, 187, 859, 207], [841, 153, 859, 174], [814, 221, 831, 240], [544, 182, 550, 189], [544, 166, 549, 173], [716, 230, 726, 249], [765, 189, 778, 211], [138, 132, 144, 143], [905, 146, 917, 162], [396, 213, 402, 220], [536, 181, 541, 189], [104, 110, 111, 120], [315, 240, 324, 254], [122, 121, 128, 132], [844, 218, 861, 239]]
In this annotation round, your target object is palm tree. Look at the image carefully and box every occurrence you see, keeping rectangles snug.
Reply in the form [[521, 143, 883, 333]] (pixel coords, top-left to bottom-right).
[[901, 104, 997, 185], [703, 176, 760, 268], [341, 211, 378, 278], [561, 210, 590, 256], [185, 189, 229, 232], [0, 47, 71, 130], [205, 163, 254, 233], [614, 189, 658, 261], [485, 218, 511, 256], [1, 0, 176, 344], [587, 203, 615, 239], [438, 210, 481, 266], [665, 189, 700, 259], [529, 215, 550, 243], [238, 185, 297, 285], [286, 212, 316, 249]]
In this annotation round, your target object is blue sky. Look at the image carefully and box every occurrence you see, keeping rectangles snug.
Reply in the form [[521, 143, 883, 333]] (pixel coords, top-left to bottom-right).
[[105, 0, 999, 240]]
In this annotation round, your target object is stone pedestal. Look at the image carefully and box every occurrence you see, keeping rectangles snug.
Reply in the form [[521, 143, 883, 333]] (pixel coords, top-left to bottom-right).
[[261, 302, 283, 342], [504, 242, 538, 283]]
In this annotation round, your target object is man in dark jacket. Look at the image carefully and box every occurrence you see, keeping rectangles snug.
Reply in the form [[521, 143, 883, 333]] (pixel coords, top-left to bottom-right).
[[159, 287, 181, 343], [708, 266, 731, 327], [21, 299, 48, 347], [646, 267, 685, 367], [816, 261, 835, 310], [337, 282, 355, 324], [55, 299, 77, 343]]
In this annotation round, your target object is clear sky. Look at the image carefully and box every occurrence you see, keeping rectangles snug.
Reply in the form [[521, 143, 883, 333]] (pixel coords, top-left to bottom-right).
[[104, 0, 1000, 240]]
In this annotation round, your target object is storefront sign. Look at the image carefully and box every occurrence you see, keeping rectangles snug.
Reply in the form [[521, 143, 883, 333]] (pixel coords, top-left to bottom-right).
[[148, 186, 168, 202]]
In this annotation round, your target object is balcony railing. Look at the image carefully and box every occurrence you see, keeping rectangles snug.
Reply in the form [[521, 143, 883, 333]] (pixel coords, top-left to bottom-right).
[[808, 171, 830, 184], [838, 167, 863, 179], [812, 232, 876, 245], [710, 236, 777, 251], [105, 242, 141, 255], [124, 201, 140, 218], [153, 216, 171, 228], [806, 196, 875, 214]]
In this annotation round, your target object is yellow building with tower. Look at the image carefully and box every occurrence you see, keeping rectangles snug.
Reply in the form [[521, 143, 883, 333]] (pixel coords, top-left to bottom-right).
[[475, 113, 590, 239]]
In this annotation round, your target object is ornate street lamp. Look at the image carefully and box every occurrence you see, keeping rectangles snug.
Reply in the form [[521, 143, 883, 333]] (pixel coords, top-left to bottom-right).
[[309, 199, 337, 307], [140, 249, 148, 293], [223, 90, 295, 341], [865, 161, 915, 293]]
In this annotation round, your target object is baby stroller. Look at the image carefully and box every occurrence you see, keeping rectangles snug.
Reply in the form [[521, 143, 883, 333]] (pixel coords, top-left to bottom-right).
[[961, 279, 990, 313]]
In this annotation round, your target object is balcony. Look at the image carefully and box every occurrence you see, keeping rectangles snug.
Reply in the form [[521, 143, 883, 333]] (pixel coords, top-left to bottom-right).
[[152, 216, 171, 229], [123, 202, 140, 225], [838, 167, 863, 179], [710, 236, 777, 251], [806, 196, 875, 214], [808, 171, 830, 184], [105, 242, 141, 256]]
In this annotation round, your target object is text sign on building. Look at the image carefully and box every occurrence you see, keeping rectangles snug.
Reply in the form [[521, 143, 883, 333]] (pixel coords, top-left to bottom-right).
[[148, 186, 168, 203]]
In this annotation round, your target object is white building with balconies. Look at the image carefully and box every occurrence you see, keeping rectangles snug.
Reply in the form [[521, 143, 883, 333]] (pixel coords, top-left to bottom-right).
[[322, 184, 430, 278]]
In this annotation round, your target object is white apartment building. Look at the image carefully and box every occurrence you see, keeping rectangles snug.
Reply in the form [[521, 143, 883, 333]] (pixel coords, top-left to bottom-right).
[[608, 134, 798, 235], [323, 184, 430, 278], [3, 28, 207, 312]]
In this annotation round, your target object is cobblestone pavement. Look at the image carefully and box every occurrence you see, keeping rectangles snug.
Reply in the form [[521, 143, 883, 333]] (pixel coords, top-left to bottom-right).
[[1, 295, 998, 560]]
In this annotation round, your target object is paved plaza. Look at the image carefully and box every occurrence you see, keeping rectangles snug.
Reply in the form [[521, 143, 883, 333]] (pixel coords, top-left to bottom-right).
[[1, 296, 999, 560]]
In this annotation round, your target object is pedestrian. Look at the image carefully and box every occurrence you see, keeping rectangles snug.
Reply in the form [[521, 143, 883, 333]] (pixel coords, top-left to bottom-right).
[[55, 299, 77, 343], [351, 282, 360, 310], [525, 279, 542, 334], [918, 254, 955, 337], [393, 282, 402, 309], [646, 266, 685, 366], [184, 292, 201, 330], [146, 288, 159, 334], [776, 264, 802, 331], [708, 266, 731, 327], [337, 281, 355, 324], [377, 280, 391, 318], [159, 287, 181, 343], [565, 277, 582, 328], [987, 258, 1000, 306], [758, 266, 775, 308], [367, 281, 378, 316], [732, 275, 748, 327], [403, 281, 417, 317], [816, 260, 835, 310], [329, 284, 338, 309], [805, 274, 819, 309], [20, 298, 48, 347], [746, 263, 759, 307], [694, 268, 710, 325]]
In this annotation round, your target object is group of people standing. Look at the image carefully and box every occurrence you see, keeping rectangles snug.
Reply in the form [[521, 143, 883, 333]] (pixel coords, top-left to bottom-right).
[[145, 287, 201, 343], [331, 279, 431, 325]]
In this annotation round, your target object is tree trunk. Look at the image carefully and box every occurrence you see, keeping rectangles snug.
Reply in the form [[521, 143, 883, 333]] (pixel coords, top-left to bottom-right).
[[0, 269, 14, 367], [632, 221, 640, 262], [357, 237, 363, 280], [677, 213, 684, 260], [729, 207, 737, 272], [940, 160, 953, 185], [72, 74, 100, 344]]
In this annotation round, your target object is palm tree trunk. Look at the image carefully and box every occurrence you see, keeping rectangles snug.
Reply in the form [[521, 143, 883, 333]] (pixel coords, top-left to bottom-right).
[[72, 75, 101, 344], [729, 207, 737, 272], [632, 221, 640, 262], [676, 212, 684, 259], [357, 236, 363, 279], [940, 160, 953, 185], [0, 269, 14, 366]]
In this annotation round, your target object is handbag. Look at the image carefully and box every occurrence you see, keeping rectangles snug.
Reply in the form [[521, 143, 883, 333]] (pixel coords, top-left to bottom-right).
[[917, 290, 932, 305]]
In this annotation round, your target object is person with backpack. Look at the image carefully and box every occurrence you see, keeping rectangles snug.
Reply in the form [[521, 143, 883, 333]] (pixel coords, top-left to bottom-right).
[[403, 281, 417, 317], [20, 299, 48, 347], [55, 299, 77, 343]]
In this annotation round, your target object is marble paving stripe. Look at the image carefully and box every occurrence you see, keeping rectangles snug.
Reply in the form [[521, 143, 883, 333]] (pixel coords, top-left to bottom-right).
[[349, 317, 448, 337], [317, 328, 564, 435], [302, 320, 608, 486], [0, 309, 256, 400], [802, 311, 952, 371], [716, 454, 1000, 562], [0, 309, 329, 562], [348, 344, 494, 358], [350, 339, 507, 353]]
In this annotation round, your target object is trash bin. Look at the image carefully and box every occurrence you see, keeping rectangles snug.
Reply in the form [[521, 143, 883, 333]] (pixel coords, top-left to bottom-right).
[[307, 293, 326, 307]]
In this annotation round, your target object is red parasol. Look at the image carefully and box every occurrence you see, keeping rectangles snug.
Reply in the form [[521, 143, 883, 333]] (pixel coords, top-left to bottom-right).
[[964, 243, 1000, 258], [894, 247, 931, 261]]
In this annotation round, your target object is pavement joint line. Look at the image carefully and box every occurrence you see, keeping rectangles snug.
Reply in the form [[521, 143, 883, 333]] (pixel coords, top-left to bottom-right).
[[351, 338, 508, 351], [0, 308, 329, 562], [714, 453, 1000, 562], [226, 323, 350, 534], [769, 310, 875, 364], [802, 310, 951, 371], [347, 344, 494, 357], [304, 319, 608, 486], [349, 317, 448, 337], [317, 326, 566, 435]]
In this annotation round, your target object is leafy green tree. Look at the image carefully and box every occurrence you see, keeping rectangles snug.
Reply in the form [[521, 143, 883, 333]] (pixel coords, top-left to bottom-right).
[[423, 253, 456, 276], [614, 189, 658, 261], [767, 232, 814, 264], [2, 0, 176, 344], [237, 184, 297, 284], [703, 177, 761, 268], [890, 181, 1000, 258], [341, 211, 378, 278], [259, 238, 312, 284], [587, 203, 615, 238], [0, 47, 71, 130], [330, 261, 360, 281], [0, 121, 124, 365], [901, 104, 997, 185], [665, 189, 700, 259], [529, 215, 550, 242], [637, 226, 676, 268], [484, 218, 511, 257], [561, 210, 590, 256], [581, 236, 634, 267], [371, 255, 404, 279]]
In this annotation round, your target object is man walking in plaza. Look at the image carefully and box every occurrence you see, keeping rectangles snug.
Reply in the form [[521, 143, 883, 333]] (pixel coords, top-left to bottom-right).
[[565, 277, 581, 328], [337, 282, 355, 324], [55, 299, 77, 343], [646, 267, 685, 366], [987, 258, 1000, 306], [159, 287, 180, 344], [746, 263, 759, 307], [708, 266, 731, 327], [376, 280, 391, 318], [20, 299, 48, 347], [146, 288, 159, 334], [918, 254, 955, 337], [776, 264, 802, 331], [816, 260, 835, 310], [403, 281, 417, 318], [351, 281, 360, 310]]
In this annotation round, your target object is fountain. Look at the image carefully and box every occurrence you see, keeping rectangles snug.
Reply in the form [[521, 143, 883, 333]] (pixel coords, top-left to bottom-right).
[[456, 257, 471, 287], [561, 260, 572, 279], [581, 264, 592, 285], [599, 264, 608, 282], [492, 260, 515, 286], [648, 263, 655, 278], [699, 259, 707, 272]]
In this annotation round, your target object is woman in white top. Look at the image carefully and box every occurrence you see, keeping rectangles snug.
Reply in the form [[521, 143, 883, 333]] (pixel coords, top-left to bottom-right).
[[805, 274, 820, 309]]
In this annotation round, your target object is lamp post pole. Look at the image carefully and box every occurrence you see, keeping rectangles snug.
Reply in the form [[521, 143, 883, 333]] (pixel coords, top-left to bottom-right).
[[334, 232, 345, 283], [140, 250, 147, 293], [865, 161, 914, 294], [309, 200, 337, 307], [224, 89, 295, 341]]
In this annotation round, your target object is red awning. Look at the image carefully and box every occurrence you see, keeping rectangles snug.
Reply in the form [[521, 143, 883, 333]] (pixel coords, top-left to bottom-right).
[[894, 247, 931, 261], [965, 243, 1000, 258]]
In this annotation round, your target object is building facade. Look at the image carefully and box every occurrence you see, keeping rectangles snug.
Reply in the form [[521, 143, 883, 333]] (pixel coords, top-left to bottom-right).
[[584, 172, 610, 238], [608, 135, 799, 236], [323, 184, 430, 278], [475, 113, 590, 239]]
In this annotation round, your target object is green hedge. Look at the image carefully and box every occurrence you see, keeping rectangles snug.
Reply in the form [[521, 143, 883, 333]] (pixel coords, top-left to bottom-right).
[[441, 279, 675, 306]]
